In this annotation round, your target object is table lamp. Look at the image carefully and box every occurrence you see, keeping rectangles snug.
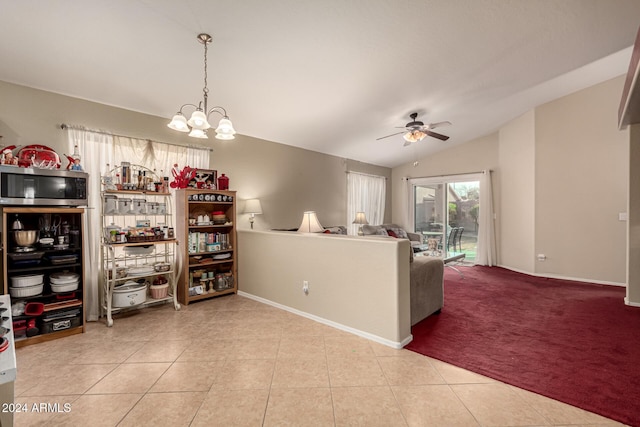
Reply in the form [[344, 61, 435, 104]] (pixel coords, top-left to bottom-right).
[[352, 212, 369, 236], [244, 199, 263, 229], [298, 211, 324, 233]]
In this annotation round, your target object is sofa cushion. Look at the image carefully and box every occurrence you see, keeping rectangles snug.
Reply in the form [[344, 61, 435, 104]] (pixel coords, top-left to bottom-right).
[[323, 226, 347, 235], [385, 225, 408, 239], [362, 224, 390, 236]]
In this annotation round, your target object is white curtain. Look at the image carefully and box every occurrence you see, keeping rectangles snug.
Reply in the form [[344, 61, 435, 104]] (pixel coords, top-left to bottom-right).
[[476, 170, 497, 266], [67, 128, 114, 321], [347, 172, 386, 235], [186, 147, 210, 169], [113, 136, 210, 208], [113, 137, 208, 176]]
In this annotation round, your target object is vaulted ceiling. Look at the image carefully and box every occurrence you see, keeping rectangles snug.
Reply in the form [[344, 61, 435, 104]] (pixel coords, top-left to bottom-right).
[[1, 1, 639, 167]]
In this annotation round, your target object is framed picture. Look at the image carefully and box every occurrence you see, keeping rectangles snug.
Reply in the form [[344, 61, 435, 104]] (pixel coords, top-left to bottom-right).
[[188, 169, 217, 189]]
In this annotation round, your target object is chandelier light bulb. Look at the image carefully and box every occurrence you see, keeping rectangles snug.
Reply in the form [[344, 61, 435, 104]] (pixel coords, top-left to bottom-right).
[[188, 128, 208, 139], [187, 110, 211, 130], [215, 117, 236, 139], [167, 113, 189, 132]]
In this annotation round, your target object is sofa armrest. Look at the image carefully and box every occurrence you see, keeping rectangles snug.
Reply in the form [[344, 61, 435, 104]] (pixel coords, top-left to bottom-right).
[[407, 231, 422, 244]]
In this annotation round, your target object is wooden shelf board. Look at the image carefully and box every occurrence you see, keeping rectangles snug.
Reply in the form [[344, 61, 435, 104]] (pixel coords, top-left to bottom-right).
[[14, 326, 84, 348]]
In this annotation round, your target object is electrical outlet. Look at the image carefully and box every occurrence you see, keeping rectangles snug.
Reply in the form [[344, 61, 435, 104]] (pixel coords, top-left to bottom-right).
[[302, 280, 309, 295]]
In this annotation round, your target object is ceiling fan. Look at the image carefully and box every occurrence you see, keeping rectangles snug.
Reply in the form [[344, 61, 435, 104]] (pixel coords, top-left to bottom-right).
[[376, 112, 451, 146]]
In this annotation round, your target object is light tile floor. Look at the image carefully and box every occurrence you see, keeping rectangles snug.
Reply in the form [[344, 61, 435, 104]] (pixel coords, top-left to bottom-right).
[[13, 295, 626, 426]]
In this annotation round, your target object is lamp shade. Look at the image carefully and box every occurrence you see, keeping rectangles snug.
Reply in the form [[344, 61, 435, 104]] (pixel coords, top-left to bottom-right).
[[188, 128, 208, 139], [244, 199, 263, 215], [352, 212, 368, 225], [298, 211, 324, 233], [167, 113, 190, 132], [187, 110, 211, 130], [215, 117, 236, 140], [403, 130, 426, 143]]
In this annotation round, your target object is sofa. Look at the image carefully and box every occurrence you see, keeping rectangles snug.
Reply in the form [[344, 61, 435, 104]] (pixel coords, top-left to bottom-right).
[[409, 256, 444, 325], [362, 224, 444, 325], [361, 224, 423, 250]]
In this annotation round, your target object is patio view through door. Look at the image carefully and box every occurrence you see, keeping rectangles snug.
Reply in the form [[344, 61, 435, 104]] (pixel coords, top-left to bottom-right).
[[411, 176, 481, 262]]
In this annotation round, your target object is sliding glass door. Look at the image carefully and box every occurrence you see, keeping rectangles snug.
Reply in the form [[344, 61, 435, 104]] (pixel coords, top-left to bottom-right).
[[411, 175, 481, 262]]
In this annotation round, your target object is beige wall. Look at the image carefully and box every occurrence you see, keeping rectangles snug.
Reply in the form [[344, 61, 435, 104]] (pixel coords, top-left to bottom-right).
[[498, 110, 536, 272], [392, 76, 629, 285], [391, 133, 500, 231], [0, 80, 391, 232], [628, 123, 640, 304], [534, 76, 628, 284], [237, 230, 411, 347]]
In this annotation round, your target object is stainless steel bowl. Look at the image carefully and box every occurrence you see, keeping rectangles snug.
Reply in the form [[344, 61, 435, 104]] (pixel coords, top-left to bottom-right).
[[13, 230, 38, 247]]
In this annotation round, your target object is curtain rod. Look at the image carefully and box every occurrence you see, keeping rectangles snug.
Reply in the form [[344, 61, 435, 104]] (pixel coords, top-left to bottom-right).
[[59, 123, 214, 152], [346, 170, 388, 180], [403, 170, 489, 181]]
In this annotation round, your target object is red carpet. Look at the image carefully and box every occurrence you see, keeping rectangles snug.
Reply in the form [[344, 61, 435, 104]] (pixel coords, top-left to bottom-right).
[[406, 266, 640, 426]]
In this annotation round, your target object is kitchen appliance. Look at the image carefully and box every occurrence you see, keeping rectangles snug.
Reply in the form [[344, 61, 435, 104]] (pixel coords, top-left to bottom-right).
[[13, 229, 38, 247], [112, 281, 147, 307], [0, 295, 17, 427], [0, 165, 88, 206]]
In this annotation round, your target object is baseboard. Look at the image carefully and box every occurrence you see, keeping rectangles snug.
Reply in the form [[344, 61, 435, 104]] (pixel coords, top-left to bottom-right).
[[238, 290, 413, 349], [496, 264, 627, 287], [624, 297, 640, 307]]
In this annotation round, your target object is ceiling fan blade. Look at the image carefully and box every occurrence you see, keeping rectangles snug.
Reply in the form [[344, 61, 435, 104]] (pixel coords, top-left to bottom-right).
[[425, 130, 449, 141], [376, 131, 405, 140], [428, 121, 452, 130], [403, 140, 412, 147]]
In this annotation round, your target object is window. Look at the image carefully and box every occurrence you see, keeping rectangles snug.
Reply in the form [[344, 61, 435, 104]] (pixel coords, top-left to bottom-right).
[[347, 172, 386, 235], [410, 174, 482, 262]]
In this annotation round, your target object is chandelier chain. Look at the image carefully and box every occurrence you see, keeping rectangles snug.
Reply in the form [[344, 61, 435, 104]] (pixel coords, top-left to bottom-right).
[[166, 32, 235, 140], [203, 40, 209, 97]]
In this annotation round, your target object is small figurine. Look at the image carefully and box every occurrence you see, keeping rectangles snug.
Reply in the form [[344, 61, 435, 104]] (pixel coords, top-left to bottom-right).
[[1, 149, 18, 165], [65, 145, 82, 171], [65, 145, 83, 171]]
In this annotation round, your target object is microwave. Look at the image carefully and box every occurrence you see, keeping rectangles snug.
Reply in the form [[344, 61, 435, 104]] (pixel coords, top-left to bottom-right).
[[0, 166, 88, 206]]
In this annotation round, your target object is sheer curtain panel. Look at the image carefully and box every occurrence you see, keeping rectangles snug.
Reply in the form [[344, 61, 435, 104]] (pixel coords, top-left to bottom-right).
[[186, 147, 210, 169], [67, 129, 114, 321], [476, 170, 497, 266], [347, 172, 386, 235]]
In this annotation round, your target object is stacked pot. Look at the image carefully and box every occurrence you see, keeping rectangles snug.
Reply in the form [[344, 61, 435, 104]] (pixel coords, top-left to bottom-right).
[[49, 272, 80, 293], [9, 274, 44, 298]]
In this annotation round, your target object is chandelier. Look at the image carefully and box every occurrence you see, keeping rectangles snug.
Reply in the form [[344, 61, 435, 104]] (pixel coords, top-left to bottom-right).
[[167, 33, 236, 140]]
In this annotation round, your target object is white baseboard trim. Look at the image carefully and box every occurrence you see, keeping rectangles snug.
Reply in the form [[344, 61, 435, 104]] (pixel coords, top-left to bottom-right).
[[624, 297, 640, 307], [495, 264, 627, 287], [238, 290, 413, 349]]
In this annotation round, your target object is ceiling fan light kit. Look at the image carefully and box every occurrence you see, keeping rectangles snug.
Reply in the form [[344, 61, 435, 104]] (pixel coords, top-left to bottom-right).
[[167, 33, 236, 140], [403, 130, 427, 143], [377, 112, 451, 144]]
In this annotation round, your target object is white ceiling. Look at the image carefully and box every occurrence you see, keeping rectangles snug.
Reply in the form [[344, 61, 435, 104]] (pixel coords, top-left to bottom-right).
[[1, 0, 639, 168]]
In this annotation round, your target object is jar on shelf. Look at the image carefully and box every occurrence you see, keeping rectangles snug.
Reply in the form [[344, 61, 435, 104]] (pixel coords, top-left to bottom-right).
[[146, 201, 159, 215], [117, 198, 132, 214], [104, 194, 118, 214], [131, 198, 146, 214], [217, 174, 229, 190]]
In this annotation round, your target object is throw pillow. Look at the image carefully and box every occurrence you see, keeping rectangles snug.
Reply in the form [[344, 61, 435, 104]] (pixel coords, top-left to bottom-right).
[[386, 229, 398, 238], [385, 226, 408, 240]]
